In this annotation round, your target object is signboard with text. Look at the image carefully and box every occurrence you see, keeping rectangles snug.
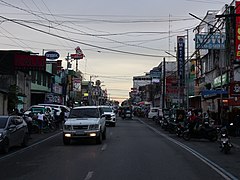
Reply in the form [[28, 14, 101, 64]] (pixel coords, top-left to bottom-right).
[[195, 33, 225, 49], [177, 36, 185, 86], [236, 1, 240, 63]]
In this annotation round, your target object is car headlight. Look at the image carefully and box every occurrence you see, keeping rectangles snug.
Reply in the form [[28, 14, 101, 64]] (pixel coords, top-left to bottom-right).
[[64, 125, 72, 130], [0, 132, 3, 139], [89, 124, 100, 130]]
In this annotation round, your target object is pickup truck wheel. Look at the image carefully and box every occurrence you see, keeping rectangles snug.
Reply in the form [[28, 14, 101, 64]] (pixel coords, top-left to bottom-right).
[[63, 137, 71, 145], [96, 132, 103, 144]]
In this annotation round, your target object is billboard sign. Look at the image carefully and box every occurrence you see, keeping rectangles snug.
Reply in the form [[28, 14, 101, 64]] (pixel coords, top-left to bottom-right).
[[14, 54, 46, 70], [195, 33, 226, 49], [177, 36, 185, 85], [236, 1, 240, 63], [45, 51, 60, 60], [230, 81, 240, 96]]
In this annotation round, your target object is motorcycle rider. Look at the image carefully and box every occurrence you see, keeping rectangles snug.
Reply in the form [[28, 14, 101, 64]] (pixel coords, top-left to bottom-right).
[[188, 111, 197, 134]]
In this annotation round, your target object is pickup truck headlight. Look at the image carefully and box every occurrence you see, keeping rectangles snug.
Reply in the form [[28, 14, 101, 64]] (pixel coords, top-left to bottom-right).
[[64, 125, 72, 130], [89, 124, 100, 130], [0, 132, 3, 139]]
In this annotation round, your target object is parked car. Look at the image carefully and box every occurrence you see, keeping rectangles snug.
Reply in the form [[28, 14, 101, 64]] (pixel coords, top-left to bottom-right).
[[99, 105, 116, 126], [0, 115, 29, 153], [63, 106, 106, 145], [24, 105, 54, 119], [148, 107, 161, 120], [38, 104, 70, 117]]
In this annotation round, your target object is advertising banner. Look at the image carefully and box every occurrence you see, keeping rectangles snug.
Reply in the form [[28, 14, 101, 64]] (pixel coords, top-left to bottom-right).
[[230, 81, 240, 96], [236, 1, 240, 63], [73, 78, 81, 91], [14, 54, 46, 70], [195, 33, 225, 49], [177, 36, 185, 86]]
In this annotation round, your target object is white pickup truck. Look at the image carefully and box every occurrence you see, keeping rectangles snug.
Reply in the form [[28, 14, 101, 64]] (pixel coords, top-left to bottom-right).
[[63, 106, 106, 145]]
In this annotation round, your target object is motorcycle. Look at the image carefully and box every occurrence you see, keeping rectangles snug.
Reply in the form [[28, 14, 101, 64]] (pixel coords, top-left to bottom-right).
[[183, 122, 218, 141], [176, 122, 186, 137], [219, 128, 232, 154]]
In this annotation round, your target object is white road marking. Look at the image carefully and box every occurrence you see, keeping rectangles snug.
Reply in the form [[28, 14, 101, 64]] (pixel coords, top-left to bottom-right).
[[101, 143, 107, 151], [84, 171, 94, 180], [0, 132, 62, 161]]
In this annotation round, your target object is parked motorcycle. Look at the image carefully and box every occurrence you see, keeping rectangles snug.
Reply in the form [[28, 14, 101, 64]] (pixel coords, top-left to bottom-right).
[[176, 122, 186, 137], [183, 122, 218, 141], [219, 128, 232, 154]]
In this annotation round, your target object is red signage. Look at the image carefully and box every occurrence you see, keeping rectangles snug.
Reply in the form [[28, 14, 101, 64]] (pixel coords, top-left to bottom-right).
[[236, 1, 240, 63], [70, 54, 84, 59], [14, 54, 46, 70]]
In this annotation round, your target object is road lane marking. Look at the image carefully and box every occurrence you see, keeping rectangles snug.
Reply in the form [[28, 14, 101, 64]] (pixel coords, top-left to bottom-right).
[[138, 119, 238, 180], [101, 143, 107, 151], [0, 132, 62, 161], [84, 171, 94, 180]]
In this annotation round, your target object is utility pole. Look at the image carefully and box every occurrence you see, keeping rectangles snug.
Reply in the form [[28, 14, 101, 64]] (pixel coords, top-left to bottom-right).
[[162, 57, 166, 109], [186, 29, 190, 110]]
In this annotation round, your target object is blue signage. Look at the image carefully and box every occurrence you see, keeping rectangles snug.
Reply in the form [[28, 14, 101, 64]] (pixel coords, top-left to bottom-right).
[[195, 33, 226, 49], [45, 51, 60, 60]]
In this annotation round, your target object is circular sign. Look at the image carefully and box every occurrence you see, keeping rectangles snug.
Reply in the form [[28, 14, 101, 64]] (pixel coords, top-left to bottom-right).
[[45, 51, 60, 60]]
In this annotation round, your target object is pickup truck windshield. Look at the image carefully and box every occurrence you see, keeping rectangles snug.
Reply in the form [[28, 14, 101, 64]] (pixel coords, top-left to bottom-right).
[[69, 108, 100, 119]]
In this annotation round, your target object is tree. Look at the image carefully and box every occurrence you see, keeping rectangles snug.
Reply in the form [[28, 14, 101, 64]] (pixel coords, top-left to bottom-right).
[[7, 84, 23, 114]]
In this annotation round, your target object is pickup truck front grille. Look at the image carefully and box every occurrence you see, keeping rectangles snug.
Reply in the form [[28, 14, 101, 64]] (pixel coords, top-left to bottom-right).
[[73, 125, 89, 130]]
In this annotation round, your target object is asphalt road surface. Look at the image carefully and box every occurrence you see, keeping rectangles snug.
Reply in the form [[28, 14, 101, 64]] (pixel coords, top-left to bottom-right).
[[0, 117, 238, 180]]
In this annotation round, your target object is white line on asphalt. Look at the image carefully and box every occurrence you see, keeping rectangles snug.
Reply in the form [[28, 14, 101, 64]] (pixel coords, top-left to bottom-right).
[[84, 171, 94, 180], [0, 132, 62, 161], [101, 143, 107, 151], [138, 119, 238, 180]]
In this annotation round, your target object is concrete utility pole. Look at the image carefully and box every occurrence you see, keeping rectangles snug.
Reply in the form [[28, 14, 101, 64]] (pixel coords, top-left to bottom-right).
[[186, 29, 190, 111], [162, 57, 166, 109]]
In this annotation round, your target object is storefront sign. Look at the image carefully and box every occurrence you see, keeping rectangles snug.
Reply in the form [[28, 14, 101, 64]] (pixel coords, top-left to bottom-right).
[[213, 73, 228, 87], [177, 36, 185, 86], [195, 33, 225, 49], [230, 81, 240, 96], [14, 54, 46, 70], [45, 51, 60, 60], [236, 1, 240, 63]]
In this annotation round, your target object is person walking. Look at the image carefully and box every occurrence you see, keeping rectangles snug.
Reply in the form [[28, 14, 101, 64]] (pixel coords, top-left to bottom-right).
[[37, 110, 44, 134], [58, 109, 65, 130]]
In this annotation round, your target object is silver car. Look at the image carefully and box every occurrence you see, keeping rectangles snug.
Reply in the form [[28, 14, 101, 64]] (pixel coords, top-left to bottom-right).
[[0, 115, 29, 153]]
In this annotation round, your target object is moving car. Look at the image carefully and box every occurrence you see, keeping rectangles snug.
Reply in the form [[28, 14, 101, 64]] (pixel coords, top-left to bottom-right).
[[0, 115, 29, 153], [99, 105, 116, 126], [63, 106, 106, 145]]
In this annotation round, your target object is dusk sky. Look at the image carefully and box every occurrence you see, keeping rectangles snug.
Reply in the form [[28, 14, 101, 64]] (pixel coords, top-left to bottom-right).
[[0, 0, 228, 103]]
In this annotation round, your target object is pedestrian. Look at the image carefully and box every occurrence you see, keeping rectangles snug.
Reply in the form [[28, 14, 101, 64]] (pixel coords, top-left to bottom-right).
[[188, 111, 197, 134], [25, 112, 33, 138], [37, 110, 44, 134], [58, 109, 65, 130]]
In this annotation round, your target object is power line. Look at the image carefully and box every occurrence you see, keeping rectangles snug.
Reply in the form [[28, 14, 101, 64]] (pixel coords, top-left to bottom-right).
[[0, 15, 170, 58]]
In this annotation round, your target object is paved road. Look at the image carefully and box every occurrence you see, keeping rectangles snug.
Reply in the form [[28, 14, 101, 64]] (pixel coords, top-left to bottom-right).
[[0, 117, 238, 180]]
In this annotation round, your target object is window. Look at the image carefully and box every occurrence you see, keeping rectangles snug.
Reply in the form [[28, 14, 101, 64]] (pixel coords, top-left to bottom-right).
[[69, 108, 100, 119]]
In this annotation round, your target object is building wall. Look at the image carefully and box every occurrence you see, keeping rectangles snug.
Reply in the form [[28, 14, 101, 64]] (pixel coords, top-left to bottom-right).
[[0, 93, 7, 115]]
